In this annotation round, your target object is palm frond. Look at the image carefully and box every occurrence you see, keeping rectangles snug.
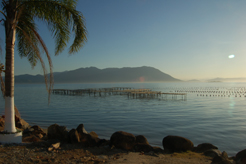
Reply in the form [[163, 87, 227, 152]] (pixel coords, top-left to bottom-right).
[[16, 25, 51, 93], [0, 38, 2, 56], [28, 25, 54, 102], [16, 13, 39, 67], [4, 0, 87, 103], [0, 10, 6, 18], [16, 6, 54, 102], [25, 0, 87, 55]]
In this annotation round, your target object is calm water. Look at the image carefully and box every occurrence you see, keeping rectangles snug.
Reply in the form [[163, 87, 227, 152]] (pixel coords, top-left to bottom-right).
[[1, 82, 246, 156]]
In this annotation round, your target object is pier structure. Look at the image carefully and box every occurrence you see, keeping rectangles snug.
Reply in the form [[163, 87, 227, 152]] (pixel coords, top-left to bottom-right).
[[52, 87, 187, 101], [172, 86, 246, 98]]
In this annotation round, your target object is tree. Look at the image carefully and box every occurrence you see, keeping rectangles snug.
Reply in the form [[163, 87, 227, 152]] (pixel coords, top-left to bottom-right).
[[0, 0, 87, 133]]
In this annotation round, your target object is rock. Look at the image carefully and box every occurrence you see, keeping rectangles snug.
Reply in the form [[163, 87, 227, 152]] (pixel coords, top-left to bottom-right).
[[194, 143, 218, 153], [0, 117, 4, 127], [0, 115, 29, 130], [134, 135, 152, 152], [162, 135, 194, 152], [204, 149, 222, 158], [68, 129, 80, 144], [236, 149, 246, 163], [14, 106, 21, 119], [16, 118, 29, 130], [241, 157, 246, 164], [97, 139, 110, 147], [76, 124, 88, 135], [31, 125, 46, 138], [89, 131, 98, 138], [23, 127, 34, 135], [110, 131, 136, 150], [134, 143, 153, 153], [212, 156, 225, 163], [22, 125, 46, 142], [136, 135, 149, 145], [47, 124, 69, 142], [31, 125, 44, 132], [75, 124, 99, 147], [36, 133, 44, 139], [217, 159, 232, 164], [48, 142, 60, 152], [212, 151, 230, 164], [79, 133, 99, 147], [153, 146, 164, 153], [23, 135, 41, 143], [221, 151, 228, 159]]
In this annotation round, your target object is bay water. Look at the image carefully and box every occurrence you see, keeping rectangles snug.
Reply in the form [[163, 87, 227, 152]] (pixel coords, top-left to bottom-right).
[[1, 82, 246, 156]]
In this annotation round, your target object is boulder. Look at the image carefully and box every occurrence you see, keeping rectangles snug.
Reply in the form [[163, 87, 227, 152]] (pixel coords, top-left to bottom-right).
[[194, 143, 218, 153], [212, 154, 231, 164], [0, 115, 29, 130], [204, 149, 221, 158], [22, 125, 46, 142], [217, 159, 232, 164], [80, 133, 99, 147], [48, 142, 60, 152], [31, 125, 46, 138], [89, 131, 98, 138], [221, 151, 228, 159], [97, 139, 110, 147], [134, 143, 153, 153], [212, 156, 225, 163], [236, 149, 246, 163], [47, 124, 69, 142], [162, 135, 194, 152], [23, 127, 34, 135], [76, 124, 88, 135], [15, 118, 29, 130], [23, 135, 41, 143], [110, 131, 136, 150], [68, 129, 80, 144], [23, 127, 34, 141], [153, 146, 164, 153], [75, 124, 99, 147], [136, 135, 149, 145]]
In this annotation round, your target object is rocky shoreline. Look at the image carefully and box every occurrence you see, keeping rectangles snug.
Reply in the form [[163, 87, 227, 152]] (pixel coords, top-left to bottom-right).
[[0, 116, 245, 164]]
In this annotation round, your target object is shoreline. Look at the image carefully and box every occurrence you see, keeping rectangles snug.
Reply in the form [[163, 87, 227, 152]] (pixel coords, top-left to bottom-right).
[[1, 117, 244, 164], [0, 143, 214, 164]]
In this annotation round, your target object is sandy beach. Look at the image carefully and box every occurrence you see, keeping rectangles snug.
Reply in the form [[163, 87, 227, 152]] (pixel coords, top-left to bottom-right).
[[0, 142, 214, 164]]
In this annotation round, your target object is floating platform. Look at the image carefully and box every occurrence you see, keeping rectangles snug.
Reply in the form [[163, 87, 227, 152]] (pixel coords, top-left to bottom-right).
[[52, 87, 187, 101]]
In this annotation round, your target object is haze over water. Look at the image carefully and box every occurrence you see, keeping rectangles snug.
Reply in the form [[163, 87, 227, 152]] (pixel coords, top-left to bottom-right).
[[1, 82, 245, 156]]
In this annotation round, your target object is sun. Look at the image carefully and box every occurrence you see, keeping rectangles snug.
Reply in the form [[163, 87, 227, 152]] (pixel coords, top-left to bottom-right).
[[228, 54, 235, 59]]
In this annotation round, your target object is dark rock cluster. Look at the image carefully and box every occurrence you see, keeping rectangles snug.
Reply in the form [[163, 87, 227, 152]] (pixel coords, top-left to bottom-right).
[[0, 119, 246, 164], [47, 123, 104, 147]]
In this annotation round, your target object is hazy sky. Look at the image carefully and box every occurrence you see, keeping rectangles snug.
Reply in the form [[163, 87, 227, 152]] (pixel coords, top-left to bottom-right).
[[1, 0, 246, 80]]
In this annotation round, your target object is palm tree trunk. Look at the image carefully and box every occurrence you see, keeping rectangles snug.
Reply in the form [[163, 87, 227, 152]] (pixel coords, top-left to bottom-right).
[[4, 10, 16, 132]]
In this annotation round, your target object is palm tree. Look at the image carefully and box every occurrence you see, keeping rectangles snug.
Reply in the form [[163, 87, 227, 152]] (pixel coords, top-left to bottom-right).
[[0, 0, 87, 133], [0, 63, 21, 119]]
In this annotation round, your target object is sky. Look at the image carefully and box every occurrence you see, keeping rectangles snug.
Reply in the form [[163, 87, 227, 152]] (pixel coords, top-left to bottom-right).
[[1, 0, 246, 80]]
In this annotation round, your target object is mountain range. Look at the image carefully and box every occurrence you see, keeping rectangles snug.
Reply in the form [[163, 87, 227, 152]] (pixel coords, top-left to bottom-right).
[[207, 77, 246, 82], [14, 66, 181, 83]]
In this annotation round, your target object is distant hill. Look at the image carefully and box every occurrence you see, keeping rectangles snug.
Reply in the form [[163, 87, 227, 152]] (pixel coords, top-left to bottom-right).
[[14, 66, 181, 83], [185, 79, 200, 82], [207, 77, 246, 82]]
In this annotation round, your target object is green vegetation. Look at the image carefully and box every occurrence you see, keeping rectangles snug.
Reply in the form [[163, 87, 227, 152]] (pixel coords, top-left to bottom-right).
[[0, 0, 87, 134]]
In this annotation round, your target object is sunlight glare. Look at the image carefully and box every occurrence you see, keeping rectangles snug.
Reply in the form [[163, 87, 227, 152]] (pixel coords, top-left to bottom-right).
[[228, 54, 235, 59]]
